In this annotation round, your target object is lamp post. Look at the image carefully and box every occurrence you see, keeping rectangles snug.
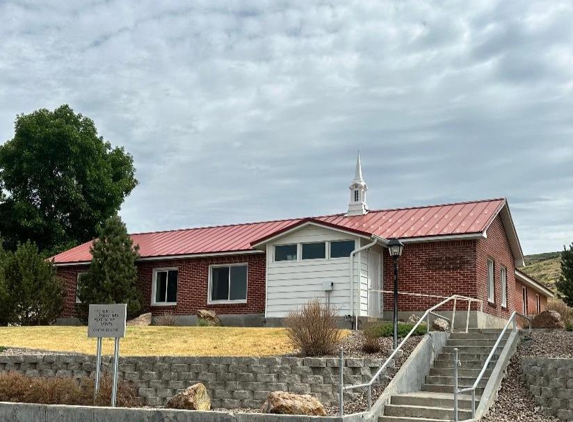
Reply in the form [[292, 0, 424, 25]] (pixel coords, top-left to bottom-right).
[[387, 238, 404, 350]]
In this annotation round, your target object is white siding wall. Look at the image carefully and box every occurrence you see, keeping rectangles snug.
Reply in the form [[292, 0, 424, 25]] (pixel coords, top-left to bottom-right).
[[265, 225, 361, 318], [359, 243, 384, 317]]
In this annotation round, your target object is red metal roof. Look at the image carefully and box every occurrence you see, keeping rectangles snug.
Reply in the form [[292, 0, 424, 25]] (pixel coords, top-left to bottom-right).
[[52, 198, 506, 264]]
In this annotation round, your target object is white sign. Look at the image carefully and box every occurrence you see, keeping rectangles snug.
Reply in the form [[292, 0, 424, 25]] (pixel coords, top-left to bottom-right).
[[88, 304, 127, 338]]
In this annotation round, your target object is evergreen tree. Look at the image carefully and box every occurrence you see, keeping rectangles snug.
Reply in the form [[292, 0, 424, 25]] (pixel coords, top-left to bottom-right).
[[556, 243, 573, 307], [3, 241, 64, 325], [0, 243, 11, 325], [77, 215, 141, 322]]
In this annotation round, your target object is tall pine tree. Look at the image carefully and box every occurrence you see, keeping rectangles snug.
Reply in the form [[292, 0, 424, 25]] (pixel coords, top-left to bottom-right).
[[77, 215, 141, 322], [556, 243, 573, 307]]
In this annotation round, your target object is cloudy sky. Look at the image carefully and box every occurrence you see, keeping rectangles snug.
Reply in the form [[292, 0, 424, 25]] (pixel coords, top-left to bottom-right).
[[1, 0, 572, 254]]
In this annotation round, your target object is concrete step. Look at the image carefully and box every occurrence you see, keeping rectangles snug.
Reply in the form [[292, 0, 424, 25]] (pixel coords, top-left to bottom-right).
[[391, 391, 476, 410], [449, 332, 509, 340], [437, 350, 499, 361], [446, 339, 506, 347], [379, 416, 448, 422], [468, 329, 505, 334], [426, 375, 489, 388], [433, 359, 497, 369], [429, 367, 493, 377], [421, 383, 485, 396], [384, 404, 473, 421], [442, 345, 502, 354]]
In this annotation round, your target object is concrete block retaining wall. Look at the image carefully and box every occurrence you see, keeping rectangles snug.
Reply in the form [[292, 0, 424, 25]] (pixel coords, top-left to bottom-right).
[[0, 354, 389, 409], [521, 357, 573, 421]]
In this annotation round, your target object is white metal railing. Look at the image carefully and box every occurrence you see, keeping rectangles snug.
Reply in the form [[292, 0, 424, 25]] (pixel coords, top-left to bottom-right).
[[338, 294, 483, 416], [453, 311, 532, 421]]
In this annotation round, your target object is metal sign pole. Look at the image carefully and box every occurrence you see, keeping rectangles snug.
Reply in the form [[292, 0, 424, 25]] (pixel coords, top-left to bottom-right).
[[111, 337, 120, 407], [94, 336, 103, 400]]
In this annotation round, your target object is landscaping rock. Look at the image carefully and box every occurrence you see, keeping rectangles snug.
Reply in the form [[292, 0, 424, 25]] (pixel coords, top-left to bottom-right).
[[127, 312, 152, 326], [166, 383, 211, 410], [197, 309, 222, 326], [431, 318, 449, 332], [260, 391, 326, 416], [407, 314, 420, 324], [531, 310, 565, 330]]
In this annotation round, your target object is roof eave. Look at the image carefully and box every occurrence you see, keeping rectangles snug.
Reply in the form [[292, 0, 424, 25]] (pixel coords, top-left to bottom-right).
[[515, 269, 554, 298], [483, 200, 525, 268]]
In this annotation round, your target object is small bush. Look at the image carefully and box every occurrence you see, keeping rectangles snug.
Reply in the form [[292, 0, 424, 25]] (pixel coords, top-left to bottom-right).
[[0, 372, 141, 407], [547, 299, 573, 325], [361, 325, 381, 354], [155, 312, 177, 326], [197, 318, 209, 327], [284, 300, 341, 357], [364, 321, 427, 339]]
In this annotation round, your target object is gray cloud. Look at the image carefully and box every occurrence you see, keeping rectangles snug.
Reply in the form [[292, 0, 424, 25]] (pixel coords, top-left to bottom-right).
[[1, 0, 572, 254]]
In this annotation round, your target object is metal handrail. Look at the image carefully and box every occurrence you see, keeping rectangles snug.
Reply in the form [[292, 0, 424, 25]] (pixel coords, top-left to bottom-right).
[[339, 294, 483, 416], [453, 311, 532, 421]]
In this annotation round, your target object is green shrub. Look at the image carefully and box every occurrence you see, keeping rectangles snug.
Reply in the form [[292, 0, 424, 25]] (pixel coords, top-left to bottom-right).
[[0, 372, 141, 407], [364, 321, 427, 338], [284, 299, 341, 357], [197, 318, 209, 327]]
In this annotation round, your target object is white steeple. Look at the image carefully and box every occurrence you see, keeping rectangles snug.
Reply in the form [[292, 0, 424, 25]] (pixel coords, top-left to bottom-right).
[[347, 153, 369, 216]]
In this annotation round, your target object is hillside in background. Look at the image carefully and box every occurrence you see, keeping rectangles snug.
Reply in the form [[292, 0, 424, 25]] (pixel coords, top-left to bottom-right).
[[521, 251, 562, 290]]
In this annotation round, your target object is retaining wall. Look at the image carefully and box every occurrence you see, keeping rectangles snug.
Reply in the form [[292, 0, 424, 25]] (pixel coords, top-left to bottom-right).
[[521, 357, 573, 421], [0, 354, 390, 409]]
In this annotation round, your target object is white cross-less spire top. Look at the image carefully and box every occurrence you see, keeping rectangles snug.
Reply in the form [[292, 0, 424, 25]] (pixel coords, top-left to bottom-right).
[[347, 153, 369, 216]]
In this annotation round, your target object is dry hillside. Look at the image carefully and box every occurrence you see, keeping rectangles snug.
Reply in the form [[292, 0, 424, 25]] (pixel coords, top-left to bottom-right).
[[521, 251, 561, 289]]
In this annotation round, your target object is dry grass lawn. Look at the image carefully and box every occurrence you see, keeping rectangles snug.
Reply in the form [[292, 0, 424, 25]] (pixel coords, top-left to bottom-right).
[[0, 326, 296, 357]]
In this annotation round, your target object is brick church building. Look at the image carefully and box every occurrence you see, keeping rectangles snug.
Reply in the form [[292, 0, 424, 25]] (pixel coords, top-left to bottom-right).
[[53, 156, 553, 327]]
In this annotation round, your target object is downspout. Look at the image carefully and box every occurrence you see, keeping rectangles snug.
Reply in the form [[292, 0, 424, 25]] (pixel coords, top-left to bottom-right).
[[349, 237, 379, 330]]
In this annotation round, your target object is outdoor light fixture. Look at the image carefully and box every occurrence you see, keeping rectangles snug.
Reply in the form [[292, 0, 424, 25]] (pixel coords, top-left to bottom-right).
[[387, 238, 404, 349]]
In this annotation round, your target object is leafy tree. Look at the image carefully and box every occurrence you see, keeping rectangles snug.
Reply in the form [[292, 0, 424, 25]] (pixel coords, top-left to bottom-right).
[[557, 243, 573, 307], [0, 105, 137, 255], [77, 215, 141, 322], [3, 241, 64, 325]]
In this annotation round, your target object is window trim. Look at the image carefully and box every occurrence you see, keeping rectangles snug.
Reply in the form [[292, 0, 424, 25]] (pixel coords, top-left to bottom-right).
[[535, 293, 540, 314], [500, 265, 507, 308], [487, 258, 495, 304], [151, 267, 179, 306], [208, 263, 248, 304], [522, 286, 528, 315], [76, 272, 87, 304]]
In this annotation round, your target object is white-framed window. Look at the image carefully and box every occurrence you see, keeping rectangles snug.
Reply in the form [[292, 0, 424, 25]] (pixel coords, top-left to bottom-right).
[[76, 272, 87, 304], [330, 240, 356, 258], [275, 244, 297, 262], [209, 264, 248, 303], [522, 286, 528, 315], [152, 268, 178, 305], [487, 259, 495, 303], [500, 266, 507, 308], [536, 294, 541, 314], [354, 190, 359, 202], [302, 242, 326, 260]]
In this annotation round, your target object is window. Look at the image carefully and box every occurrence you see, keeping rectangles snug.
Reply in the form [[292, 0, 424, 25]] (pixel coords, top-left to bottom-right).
[[210, 264, 247, 302], [76, 272, 87, 303], [302, 242, 326, 260], [522, 287, 528, 314], [536, 294, 540, 314], [354, 190, 359, 202], [330, 240, 355, 258], [487, 259, 495, 303], [500, 266, 507, 308], [275, 244, 297, 262], [153, 269, 178, 305]]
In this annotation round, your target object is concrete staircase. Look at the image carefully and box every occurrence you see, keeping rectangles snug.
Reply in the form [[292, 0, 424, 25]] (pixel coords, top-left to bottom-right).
[[379, 330, 509, 422]]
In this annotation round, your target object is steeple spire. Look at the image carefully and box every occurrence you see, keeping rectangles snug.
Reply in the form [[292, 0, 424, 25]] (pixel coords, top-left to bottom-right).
[[347, 153, 369, 216]]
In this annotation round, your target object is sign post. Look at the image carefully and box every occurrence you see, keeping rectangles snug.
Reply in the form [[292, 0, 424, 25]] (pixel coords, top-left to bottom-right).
[[88, 304, 127, 407]]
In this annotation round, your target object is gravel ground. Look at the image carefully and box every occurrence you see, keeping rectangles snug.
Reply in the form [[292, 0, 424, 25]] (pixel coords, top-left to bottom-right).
[[481, 330, 573, 422], [0, 347, 82, 356]]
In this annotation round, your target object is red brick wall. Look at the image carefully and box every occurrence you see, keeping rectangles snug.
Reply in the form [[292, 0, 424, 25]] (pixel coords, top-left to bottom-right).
[[57, 253, 266, 318], [382, 240, 478, 312], [514, 280, 547, 317], [475, 216, 516, 319]]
